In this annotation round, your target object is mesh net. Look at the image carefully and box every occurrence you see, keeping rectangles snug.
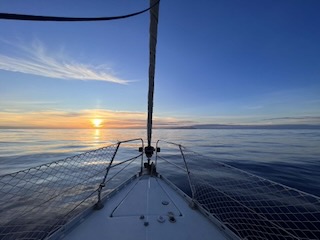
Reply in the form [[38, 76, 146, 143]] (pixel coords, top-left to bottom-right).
[[156, 141, 320, 240], [0, 139, 143, 240]]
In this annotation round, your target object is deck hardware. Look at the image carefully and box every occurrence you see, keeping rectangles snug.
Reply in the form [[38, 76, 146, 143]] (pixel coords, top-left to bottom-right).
[[140, 215, 145, 220], [145, 146, 155, 159], [169, 216, 176, 223], [162, 200, 169, 205], [95, 143, 121, 210], [189, 201, 196, 209], [168, 212, 176, 223], [144, 221, 149, 226], [157, 216, 165, 223]]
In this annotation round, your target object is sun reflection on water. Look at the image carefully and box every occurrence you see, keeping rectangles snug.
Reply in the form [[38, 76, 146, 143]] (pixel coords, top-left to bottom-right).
[[94, 129, 101, 138]]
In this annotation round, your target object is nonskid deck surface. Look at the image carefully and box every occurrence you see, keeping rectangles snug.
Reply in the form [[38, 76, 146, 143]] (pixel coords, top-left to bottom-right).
[[62, 175, 228, 240]]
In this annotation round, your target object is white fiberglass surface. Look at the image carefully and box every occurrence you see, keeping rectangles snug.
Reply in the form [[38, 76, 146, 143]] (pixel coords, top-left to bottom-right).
[[63, 176, 228, 240]]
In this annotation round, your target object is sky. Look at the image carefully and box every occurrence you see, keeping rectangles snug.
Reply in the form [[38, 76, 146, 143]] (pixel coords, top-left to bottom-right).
[[1, 0, 320, 129]]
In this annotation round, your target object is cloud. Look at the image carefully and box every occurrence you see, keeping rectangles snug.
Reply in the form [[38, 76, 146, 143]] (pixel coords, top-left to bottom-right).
[[0, 39, 129, 84], [262, 116, 320, 125], [2, 107, 318, 129], [242, 105, 263, 110], [1, 100, 60, 106], [0, 109, 195, 129], [153, 117, 195, 127]]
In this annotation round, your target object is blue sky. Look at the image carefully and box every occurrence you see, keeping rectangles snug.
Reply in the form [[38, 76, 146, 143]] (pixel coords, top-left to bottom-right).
[[0, 0, 320, 128]]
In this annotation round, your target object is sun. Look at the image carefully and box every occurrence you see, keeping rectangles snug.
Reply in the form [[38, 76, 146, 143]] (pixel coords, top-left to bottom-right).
[[91, 119, 103, 128]]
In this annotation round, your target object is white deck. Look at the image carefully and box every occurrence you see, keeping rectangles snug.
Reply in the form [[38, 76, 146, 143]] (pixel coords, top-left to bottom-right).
[[61, 175, 229, 240]]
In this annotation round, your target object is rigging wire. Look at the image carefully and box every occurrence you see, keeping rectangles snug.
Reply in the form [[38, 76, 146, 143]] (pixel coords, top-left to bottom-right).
[[0, 1, 159, 22]]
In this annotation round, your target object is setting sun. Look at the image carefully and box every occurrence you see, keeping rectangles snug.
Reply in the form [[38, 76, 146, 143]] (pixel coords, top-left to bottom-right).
[[91, 119, 103, 128]]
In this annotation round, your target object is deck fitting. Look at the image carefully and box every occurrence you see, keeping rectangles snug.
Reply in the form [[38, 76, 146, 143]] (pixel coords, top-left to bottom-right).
[[162, 200, 169, 205], [93, 202, 104, 210], [168, 212, 176, 223], [157, 216, 165, 223]]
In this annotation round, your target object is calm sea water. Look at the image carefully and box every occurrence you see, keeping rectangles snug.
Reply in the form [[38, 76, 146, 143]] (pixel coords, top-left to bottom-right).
[[0, 128, 319, 197]]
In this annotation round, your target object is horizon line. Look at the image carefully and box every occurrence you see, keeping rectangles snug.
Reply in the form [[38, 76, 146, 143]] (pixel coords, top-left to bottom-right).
[[1, 123, 320, 130]]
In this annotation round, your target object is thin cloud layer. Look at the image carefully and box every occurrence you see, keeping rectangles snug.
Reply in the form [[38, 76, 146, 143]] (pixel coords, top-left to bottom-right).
[[0, 109, 194, 129], [0, 40, 129, 84], [262, 116, 320, 125]]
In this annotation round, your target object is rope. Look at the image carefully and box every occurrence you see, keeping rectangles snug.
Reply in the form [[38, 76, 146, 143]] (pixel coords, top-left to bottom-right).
[[0, 1, 159, 22], [147, 0, 160, 147]]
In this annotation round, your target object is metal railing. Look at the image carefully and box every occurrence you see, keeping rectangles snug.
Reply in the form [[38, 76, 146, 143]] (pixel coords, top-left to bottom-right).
[[0, 138, 143, 240], [155, 140, 195, 200], [94, 138, 144, 209], [155, 140, 320, 240]]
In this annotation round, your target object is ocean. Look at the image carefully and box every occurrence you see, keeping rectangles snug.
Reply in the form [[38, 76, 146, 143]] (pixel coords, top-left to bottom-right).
[[0, 128, 319, 197]]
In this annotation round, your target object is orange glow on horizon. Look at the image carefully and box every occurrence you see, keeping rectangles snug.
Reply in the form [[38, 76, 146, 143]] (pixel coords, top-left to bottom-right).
[[0, 109, 190, 129]]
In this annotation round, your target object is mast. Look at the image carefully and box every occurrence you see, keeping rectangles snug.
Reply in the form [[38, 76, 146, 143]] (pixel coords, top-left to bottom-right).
[[145, 0, 160, 161]]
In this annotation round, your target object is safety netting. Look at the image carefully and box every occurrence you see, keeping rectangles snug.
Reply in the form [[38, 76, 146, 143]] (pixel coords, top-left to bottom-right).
[[0, 139, 143, 240], [2, 138, 319, 240], [156, 140, 320, 240]]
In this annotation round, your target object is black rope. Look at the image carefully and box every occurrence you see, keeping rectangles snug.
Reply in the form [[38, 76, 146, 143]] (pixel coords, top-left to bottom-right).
[[0, 1, 159, 22]]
